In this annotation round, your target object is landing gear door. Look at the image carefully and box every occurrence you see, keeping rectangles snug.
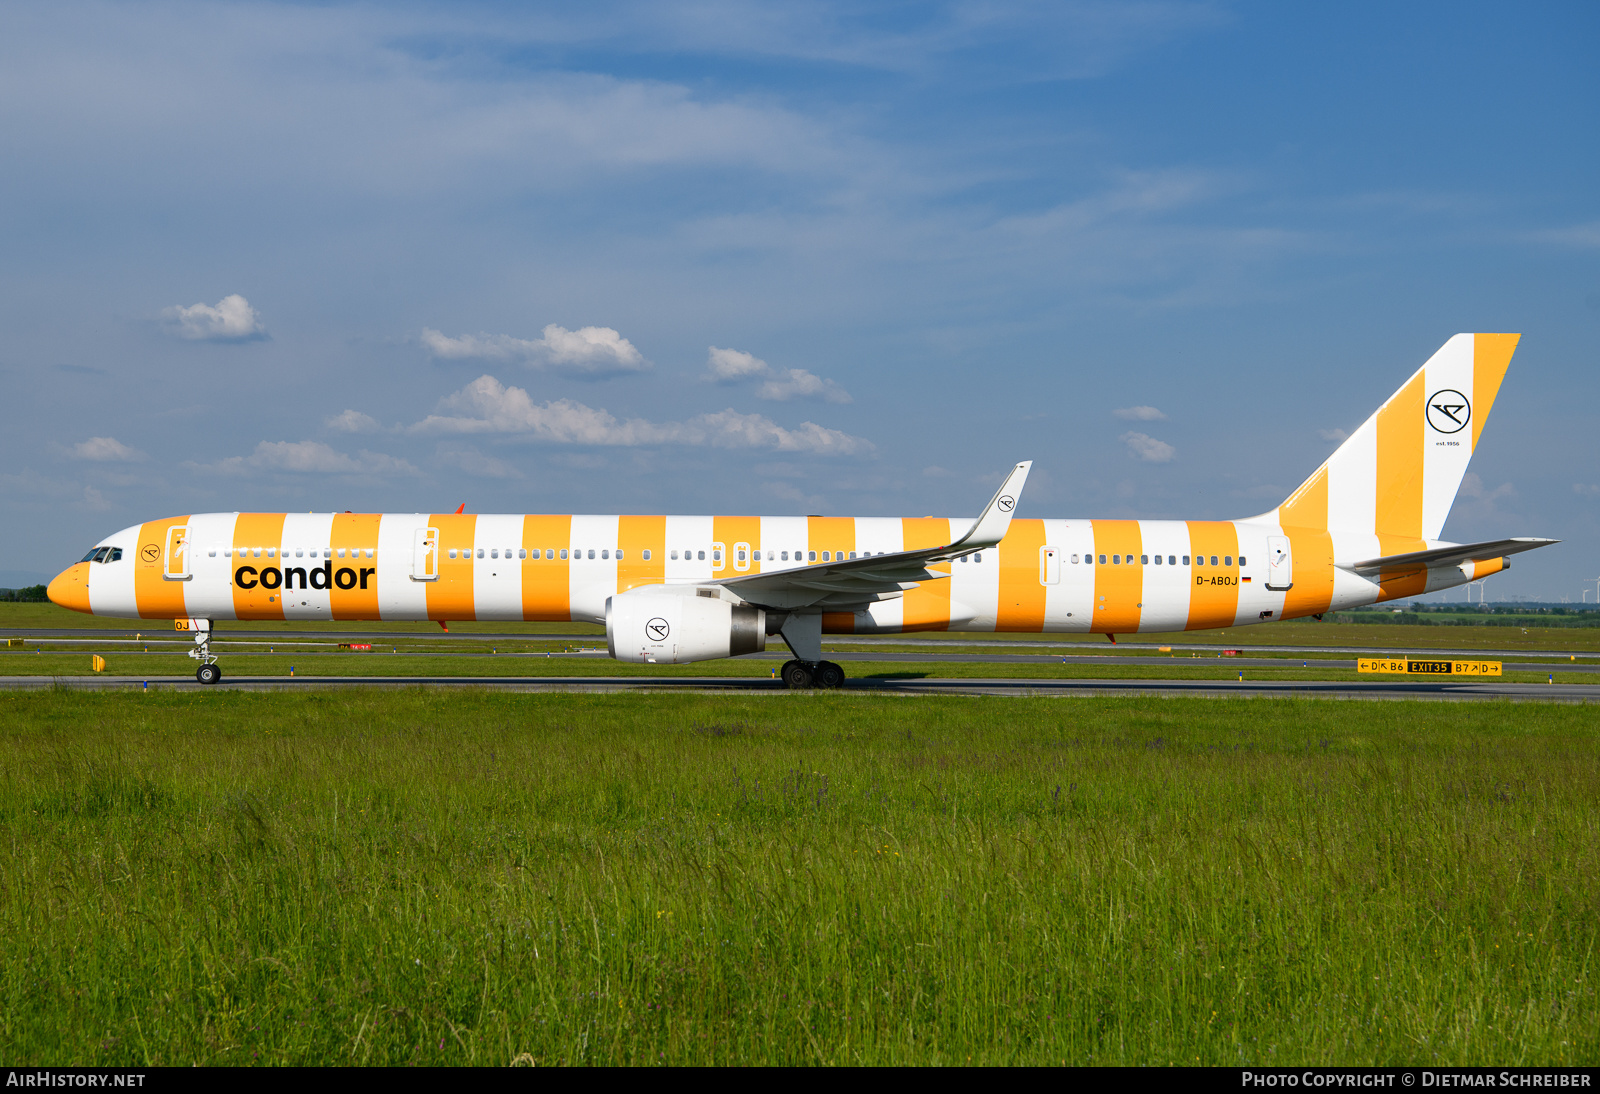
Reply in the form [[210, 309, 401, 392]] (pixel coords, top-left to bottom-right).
[[163, 525, 191, 581], [412, 526, 440, 581], [1266, 535, 1292, 591]]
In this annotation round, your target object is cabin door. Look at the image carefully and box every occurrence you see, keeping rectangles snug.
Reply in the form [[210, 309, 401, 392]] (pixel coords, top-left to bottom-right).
[[1266, 536, 1293, 591]]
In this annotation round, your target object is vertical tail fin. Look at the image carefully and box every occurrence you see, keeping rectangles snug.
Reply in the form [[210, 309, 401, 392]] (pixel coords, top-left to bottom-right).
[[1263, 333, 1519, 544]]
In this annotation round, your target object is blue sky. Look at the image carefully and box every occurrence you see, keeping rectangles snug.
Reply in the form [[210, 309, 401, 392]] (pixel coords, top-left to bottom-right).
[[2, 1, 1596, 599]]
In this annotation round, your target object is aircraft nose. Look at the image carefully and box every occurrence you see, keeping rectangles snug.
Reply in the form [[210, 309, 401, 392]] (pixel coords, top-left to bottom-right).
[[47, 563, 92, 614]]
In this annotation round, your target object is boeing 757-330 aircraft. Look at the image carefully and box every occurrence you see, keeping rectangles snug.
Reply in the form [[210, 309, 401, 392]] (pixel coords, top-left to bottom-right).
[[48, 333, 1555, 687]]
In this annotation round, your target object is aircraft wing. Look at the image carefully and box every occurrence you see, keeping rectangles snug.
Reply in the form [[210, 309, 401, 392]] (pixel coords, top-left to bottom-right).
[[712, 461, 1031, 611], [1341, 537, 1558, 577]]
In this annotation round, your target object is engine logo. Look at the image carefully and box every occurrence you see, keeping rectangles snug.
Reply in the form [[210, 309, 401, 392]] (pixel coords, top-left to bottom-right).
[[646, 617, 670, 641]]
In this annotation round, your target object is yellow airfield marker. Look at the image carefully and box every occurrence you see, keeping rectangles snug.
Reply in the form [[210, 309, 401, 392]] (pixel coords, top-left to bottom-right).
[[1357, 658, 1501, 676]]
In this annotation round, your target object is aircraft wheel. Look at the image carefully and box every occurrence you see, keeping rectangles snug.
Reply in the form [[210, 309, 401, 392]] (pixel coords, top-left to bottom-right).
[[197, 664, 222, 685], [814, 661, 845, 689], [782, 661, 814, 690]]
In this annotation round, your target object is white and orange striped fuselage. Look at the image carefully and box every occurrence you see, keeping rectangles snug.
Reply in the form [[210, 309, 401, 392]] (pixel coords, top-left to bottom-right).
[[47, 510, 1503, 633]]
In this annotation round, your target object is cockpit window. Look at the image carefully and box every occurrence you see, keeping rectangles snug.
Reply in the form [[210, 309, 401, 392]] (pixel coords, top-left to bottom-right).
[[81, 547, 119, 563], [80, 549, 99, 563]]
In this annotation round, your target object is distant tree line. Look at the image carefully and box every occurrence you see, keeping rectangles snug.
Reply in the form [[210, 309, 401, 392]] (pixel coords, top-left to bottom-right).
[[1330, 604, 1600, 627], [0, 585, 49, 602]]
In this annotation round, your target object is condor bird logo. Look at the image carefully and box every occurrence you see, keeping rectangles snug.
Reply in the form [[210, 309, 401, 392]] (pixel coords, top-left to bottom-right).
[[646, 617, 670, 641], [1426, 390, 1470, 434]]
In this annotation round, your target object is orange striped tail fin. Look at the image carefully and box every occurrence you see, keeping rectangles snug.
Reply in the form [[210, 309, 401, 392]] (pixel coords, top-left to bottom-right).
[[1265, 334, 1519, 542]]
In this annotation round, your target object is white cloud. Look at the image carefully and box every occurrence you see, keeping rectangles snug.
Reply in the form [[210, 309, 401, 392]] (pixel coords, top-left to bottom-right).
[[1319, 428, 1350, 443], [706, 346, 769, 382], [1521, 221, 1600, 249], [1459, 472, 1514, 504], [1121, 431, 1174, 463], [421, 324, 647, 378], [1574, 484, 1600, 499], [412, 374, 872, 455], [161, 294, 266, 342], [704, 346, 851, 403], [82, 485, 110, 510], [72, 436, 143, 461], [1113, 405, 1166, 421], [435, 447, 523, 479], [326, 409, 380, 433], [208, 441, 418, 476]]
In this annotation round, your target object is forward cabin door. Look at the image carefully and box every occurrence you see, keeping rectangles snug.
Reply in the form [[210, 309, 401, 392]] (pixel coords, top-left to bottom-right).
[[412, 526, 440, 581], [1266, 535, 1293, 591], [163, 525, 191, 581]]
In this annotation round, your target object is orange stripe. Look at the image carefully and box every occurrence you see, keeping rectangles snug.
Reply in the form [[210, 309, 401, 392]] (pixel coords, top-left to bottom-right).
[[996, 518, 1048, 632], [1472, 557, 1506, 579], [804, 515, 857, 634], [1374, 370, 1426, 540], [898, 518, 951, 632], [328, 513, 382, 621], [716, 516, 764, 576], [1279, 529, 1334, 621], [1089, 520, 1143, 633], [618, 515, 666, 593], [133, 516, 193, 619], [228, 514, 286, 621], [1471, 334, 1519, 449], [1279, 465, 1328, 534], [427, 514, 478, 621], [521, 515, 572, 621], [1184, 521, 1240, 631], [1375, 567, 1428, 603]]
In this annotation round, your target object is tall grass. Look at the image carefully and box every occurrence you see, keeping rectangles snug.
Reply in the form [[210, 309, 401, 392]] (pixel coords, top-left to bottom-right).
[[1, 691, 1595, 1065]]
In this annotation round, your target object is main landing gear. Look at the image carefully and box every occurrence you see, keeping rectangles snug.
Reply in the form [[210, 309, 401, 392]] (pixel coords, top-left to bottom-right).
[[187, 622, 222, 684], [779, 659, 846, 690]]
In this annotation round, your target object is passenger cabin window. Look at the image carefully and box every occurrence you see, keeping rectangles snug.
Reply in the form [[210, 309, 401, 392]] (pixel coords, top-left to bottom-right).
[[1152, 554, 1160, 565], [1168, 555, 1176, 565], [974, 552, 982, 563], [1210, 556, 1218, 566], [1183, 555, 1190, 565], [601, 550, 609, 559], [809, 551, 817, 561], [712, 550, 720, 561], [1238, 556, 1247, 566], [641, 549, 650, 561], [1141, 554, 1149, 564], [1225, 555, 1233, 566], [1071, 554, 1079, 564]]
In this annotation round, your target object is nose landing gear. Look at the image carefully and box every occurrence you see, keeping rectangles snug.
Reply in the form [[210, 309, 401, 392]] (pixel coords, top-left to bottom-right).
[[186, 621, 221, 684]]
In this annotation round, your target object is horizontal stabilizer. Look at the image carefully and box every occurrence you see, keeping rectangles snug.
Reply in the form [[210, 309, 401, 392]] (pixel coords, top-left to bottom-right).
[[1341, 537, 1557, 576]]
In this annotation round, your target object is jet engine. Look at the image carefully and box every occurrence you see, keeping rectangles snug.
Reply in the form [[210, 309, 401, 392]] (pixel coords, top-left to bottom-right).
[[605, 589, 765, 665]]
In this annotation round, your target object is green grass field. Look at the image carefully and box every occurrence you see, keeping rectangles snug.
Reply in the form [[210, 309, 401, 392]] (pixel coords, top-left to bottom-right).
[[2, 691, 1595, 1065]]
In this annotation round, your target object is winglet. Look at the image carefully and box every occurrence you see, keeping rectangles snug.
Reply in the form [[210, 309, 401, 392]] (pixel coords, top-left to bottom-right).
[[951, 461, 1031, 551], [454, 503, 465, 515]]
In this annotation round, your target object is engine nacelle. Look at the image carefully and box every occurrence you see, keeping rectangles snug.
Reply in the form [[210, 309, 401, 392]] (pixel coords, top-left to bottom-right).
[[606, 590, 766, 664]]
